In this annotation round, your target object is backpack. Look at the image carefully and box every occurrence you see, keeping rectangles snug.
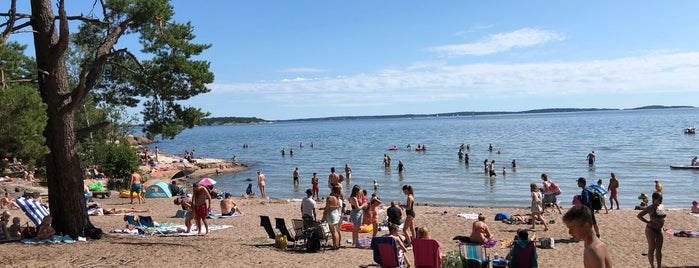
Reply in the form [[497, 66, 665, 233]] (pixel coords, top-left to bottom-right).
[[588, 189, 603, 211]]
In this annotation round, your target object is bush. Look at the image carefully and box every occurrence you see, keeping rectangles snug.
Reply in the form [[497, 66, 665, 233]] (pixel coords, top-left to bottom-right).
[[101, 141, 140, 190]]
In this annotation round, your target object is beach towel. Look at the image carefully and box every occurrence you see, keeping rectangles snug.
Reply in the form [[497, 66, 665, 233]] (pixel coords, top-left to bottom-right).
[[15, 197, 50, 227], [207, 213, 244, 219], [665, 229, 699, 238], [690, 212, 699, 218], [21, 235, 83, 245], [412, 238, 442, 268], [457, 213, 479, 220]]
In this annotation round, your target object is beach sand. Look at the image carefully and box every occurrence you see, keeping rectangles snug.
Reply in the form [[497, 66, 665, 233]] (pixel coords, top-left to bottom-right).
[[2, 158, 699, 267]]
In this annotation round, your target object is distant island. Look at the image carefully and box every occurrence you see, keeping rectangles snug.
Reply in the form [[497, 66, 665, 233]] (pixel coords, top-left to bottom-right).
[[199, 117, 270, 126], [276, 105, 696, 122], [200, 105, 695, 124]]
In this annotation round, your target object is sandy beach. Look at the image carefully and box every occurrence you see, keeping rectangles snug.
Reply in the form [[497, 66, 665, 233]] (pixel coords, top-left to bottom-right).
[[2, 157, 699, 268]]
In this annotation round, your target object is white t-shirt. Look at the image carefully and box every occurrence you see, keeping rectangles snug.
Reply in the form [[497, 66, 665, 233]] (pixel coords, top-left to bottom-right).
[[301, 197, 316, 217]]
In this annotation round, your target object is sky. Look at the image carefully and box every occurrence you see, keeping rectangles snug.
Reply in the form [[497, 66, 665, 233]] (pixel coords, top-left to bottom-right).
[[8, 1, 699, 120]]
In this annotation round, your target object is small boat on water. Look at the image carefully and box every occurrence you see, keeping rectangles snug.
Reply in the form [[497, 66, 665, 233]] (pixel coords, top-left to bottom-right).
[[685, 127, 696, 134], [670, 165, 699, 169]]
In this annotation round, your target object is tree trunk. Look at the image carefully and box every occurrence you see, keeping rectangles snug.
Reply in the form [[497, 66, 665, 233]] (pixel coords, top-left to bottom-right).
[[31, 0, 91, 237]]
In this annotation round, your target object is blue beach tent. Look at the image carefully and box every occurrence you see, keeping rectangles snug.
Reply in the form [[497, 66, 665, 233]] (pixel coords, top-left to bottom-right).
[[145, 181, 173, 198]]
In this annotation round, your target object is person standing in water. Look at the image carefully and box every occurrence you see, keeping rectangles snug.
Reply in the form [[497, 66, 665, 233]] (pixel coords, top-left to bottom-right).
[[587, 150, 596, 165]]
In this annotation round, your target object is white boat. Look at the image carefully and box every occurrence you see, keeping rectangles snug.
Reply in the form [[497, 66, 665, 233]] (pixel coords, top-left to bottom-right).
[[685, 127, 696, 134]]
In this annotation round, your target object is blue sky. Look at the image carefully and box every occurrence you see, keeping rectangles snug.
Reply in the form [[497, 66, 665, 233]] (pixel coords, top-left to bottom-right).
[[9, 1, 699, 120]]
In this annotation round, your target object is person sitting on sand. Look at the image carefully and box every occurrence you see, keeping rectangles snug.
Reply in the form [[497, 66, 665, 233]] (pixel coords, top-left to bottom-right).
[[692, 200, 699, 214], [636, 193, 649, 210], [0, 211, 10, 240], [7, 217, 21, 239], [221, 193, 243, 216], [469, 213, 493, 244], [36, 215, 55, 240], [1, 192, 18, 209]]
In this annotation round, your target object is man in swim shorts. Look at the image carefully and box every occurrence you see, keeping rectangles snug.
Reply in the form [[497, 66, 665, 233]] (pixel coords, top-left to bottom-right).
[[192, 182, 212, 236], [129, 171, 142, 205]]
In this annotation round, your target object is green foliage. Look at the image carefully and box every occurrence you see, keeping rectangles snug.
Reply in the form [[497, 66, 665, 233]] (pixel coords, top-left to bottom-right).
[[0, 42, 47, 173], [99, 141, 140, 190], [73, 0, 214, 140]]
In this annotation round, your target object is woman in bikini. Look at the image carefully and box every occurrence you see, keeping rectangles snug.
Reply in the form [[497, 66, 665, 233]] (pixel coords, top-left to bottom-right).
[[401, 185, 416, 245], [103, 208, 149, 215], [469, 213, 493, 244], [637, 192, 666, 268], [321, 185, 342, 250], [348, 185, 367, 248]]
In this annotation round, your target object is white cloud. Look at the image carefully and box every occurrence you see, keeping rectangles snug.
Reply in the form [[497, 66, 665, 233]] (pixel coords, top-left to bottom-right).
[[278, 67, 328, 73], [429, 28, 564, 56], [207, 52, 699, 108]]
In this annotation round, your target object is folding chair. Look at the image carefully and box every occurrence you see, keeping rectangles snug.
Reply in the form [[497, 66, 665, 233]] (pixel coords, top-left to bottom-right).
[[259, 215, 277, 239], [371, 236, 405, 268], [412, 238, 442, 268], [275, 218, 299, 249], [291, 219, 309, 249], [460, 243, 490, 268], [318, 222, 332, 249]]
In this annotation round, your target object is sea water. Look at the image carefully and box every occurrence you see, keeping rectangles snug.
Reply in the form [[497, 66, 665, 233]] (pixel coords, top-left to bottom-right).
[[150, 108, 699, 208]]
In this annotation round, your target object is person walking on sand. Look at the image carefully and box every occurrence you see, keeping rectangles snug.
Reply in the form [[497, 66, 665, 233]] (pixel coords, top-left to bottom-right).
[[577, 177, 601, 238], [563, 205, 613, 268], [129, 171, 142, 205], [192, 183, 212, 236], [587, 150, 596, 165], [257, 171, 266, 199], [608, 172, 620, 210], [530, 183, 549, 231], [638, 192, 666, 268]]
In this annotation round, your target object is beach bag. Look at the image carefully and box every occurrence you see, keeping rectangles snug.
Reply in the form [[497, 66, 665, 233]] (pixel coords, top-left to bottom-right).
[[85, 226, 103, 240], [275, 234, 288, 250], [21, 225, 36, 239], [306, 235, 321, 253], [589, 190, 603, 211], [549, 182, 561, 195], [539, 237, 555, 249]]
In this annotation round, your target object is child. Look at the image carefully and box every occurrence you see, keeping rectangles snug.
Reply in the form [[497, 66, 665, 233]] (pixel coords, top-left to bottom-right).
[[0, 211, 10, 240], [636, 193, 649, 210], [597, 179, 609, 214], [387, 223, 412, 268], [36, 215, 55, 240], [563, 206, 613, 268], [7, 217, 21, 239], [691, 200, 699, 214], [369, 195, 382, 237]]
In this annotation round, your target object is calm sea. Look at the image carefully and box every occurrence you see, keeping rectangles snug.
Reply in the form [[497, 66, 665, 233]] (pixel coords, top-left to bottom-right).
[[149, 108, 699, 209]]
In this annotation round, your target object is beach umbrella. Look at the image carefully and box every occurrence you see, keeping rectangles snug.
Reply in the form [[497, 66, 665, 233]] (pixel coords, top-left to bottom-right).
[[171, 168, 195, 179], [197, 177, 216, 186]]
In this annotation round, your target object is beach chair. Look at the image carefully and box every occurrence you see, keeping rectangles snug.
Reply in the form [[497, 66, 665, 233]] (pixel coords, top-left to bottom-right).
[[274, 218, 300, 249], [371, 236, 405, 268], [412, 238, 442, 268], [507, 240, 538, 268], [259, 215, 277, 239], [318, 222, 332, 249], [15, 197, 50, 227], [460, 243, 490, 268], [292, 219, 309, 249]]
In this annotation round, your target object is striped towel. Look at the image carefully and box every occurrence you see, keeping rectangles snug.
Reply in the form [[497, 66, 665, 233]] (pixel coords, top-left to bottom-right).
[[15, 197, 50, 227]]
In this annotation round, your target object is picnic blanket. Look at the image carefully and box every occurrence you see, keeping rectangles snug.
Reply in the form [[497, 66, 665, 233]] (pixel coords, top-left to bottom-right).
[[110, 224, 233, 236], [665, 229, 698, 238], [22, 235, 81, 245]]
